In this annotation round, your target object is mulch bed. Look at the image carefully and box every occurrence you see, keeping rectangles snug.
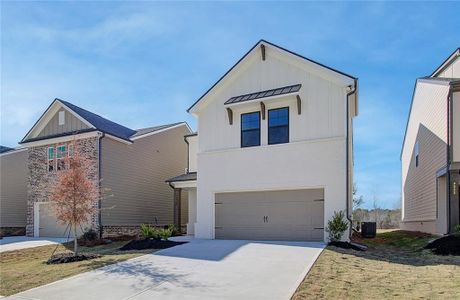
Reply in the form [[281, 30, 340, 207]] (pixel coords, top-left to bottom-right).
[[424, 234, 460, 256], [329, 241, 367, 251], [78, 238, 112, 247], [47, 252, 100, 264], [119, 238, 187, 251]]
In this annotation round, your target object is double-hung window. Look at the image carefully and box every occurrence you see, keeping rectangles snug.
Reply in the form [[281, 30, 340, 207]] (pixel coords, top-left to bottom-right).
[[268, 107, 289, 145], [56, 145, 67, 171], [47, 147, 55, 172], [241, 112, 260, 147]]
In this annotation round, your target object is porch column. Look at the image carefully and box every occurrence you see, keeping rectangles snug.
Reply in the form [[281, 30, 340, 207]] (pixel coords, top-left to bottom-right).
[[173, 188, 182, 229]]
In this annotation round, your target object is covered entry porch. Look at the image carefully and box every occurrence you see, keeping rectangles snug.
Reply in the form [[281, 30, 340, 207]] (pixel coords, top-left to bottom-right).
[[166, 172, 197, 236]]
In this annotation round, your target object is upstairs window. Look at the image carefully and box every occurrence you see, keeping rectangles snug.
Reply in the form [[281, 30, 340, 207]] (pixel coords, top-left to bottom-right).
[[68, 144, 74, 157], [56, 145, 67, 171], [241, 112, 260, 147], [268, 107, 289, 145], [415, 141, 420, 167], [47, 147, 55, 172]]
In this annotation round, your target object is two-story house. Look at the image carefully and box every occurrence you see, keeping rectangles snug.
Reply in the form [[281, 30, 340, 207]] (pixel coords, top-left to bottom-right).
[[167, 40, 358, 242], [401, 48, 460, 235], [19, 98, 190, 237]]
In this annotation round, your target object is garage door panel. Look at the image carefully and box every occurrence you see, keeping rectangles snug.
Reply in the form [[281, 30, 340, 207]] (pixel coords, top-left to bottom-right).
[[39, 203, 87, 238], [215, 189, 325, 241]]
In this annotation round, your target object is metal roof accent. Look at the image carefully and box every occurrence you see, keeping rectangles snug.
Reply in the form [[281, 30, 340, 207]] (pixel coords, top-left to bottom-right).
[[224, 84, 301, 105]]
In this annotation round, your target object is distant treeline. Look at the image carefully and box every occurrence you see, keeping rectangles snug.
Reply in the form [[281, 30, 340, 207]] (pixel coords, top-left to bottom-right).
[[353, 208, 401, 229]]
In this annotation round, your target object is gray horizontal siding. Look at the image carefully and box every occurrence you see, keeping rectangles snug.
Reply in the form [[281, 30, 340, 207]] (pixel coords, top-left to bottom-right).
[[101, 125, 189, 226], [0, 150, 28, 227]]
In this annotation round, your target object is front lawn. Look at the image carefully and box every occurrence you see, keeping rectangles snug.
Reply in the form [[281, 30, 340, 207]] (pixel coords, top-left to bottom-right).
[[0, 241, 152, 296], [292, 230, 460, 299]]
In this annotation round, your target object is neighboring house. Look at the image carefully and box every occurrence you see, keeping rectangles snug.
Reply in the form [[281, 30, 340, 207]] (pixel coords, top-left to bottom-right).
[[167, 40, 358, 242], [401, 48, 460, 235], [19, 98, 190, 237], [0, 146, 28, 234]]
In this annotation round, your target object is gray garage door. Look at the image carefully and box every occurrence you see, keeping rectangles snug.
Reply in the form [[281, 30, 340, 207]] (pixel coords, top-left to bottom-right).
[[215, 189, 324, 241], [38, 203, 87, 238]]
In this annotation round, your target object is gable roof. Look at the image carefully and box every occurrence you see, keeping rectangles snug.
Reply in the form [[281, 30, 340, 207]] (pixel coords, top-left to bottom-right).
[[0, 146, 14, 154], [58, 99, 137, 141], [430, 47, 460, 78], [20, 99, 190, 144], [187, 39, 356, 113]]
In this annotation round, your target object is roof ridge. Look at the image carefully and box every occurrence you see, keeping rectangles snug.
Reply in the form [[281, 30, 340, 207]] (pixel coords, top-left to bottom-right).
[[134, 121, 184, 131]]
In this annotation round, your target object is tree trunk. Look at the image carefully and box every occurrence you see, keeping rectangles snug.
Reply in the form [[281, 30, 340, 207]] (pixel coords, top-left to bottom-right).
[[73, 225, 78, 255]]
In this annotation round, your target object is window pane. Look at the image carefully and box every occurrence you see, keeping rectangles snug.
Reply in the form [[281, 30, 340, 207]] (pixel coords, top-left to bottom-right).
[[48, 147, 54, 160], [269, 108, 289, 127], [269, 126, 289, 144], [268, 108, 289, 145], [242, 130, 260, 147], [241, 112, 260, 130], [57, 145, 66, 159]]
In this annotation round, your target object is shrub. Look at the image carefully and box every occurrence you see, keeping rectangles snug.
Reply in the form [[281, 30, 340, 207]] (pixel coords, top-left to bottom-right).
[[82, 228, 98, 241], [454, 224, 460, 234], [158, 228, 172, 241], [140, 224, 159, 240], [167, 224, 180, 236], [326, 210, 349, 242]]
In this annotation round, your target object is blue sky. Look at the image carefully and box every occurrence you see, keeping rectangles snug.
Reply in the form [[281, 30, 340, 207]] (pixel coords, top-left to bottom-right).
[[1, 2, 459, 209]]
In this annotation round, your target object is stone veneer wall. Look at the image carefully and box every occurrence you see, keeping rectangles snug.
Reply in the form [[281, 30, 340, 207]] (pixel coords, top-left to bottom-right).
[[102, 225, 141, 238], [26, 137, 100, 236]]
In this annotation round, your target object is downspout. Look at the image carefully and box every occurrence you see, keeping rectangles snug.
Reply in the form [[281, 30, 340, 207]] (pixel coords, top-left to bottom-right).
[[446, 87, 453, 233], [98, 132, 105, 239], [184, 136, 190, 174], [346, 79, 357, 239]]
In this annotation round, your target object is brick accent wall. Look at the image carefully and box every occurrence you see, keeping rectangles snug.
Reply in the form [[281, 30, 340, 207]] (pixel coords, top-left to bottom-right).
[[26, 137, 100, 236]]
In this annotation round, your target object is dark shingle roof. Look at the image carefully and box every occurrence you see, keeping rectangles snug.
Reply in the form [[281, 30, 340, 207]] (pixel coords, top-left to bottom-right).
[[131, 122, 184, 138], [165, 172, 197, 183], [0, 146, 15, 154], [21, 99, 188, 144], [59, 99, 137, 141], [224, 84, 301, 105]]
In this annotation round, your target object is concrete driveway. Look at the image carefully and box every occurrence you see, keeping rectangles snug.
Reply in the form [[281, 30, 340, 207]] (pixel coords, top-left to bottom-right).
[[0, 236, 72, 253], [5, 239, 325, 300]]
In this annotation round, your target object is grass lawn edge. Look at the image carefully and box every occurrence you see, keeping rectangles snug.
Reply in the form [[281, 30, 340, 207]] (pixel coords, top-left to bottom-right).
[[287, 243, 326, 299], [1, 243, 155, 297]]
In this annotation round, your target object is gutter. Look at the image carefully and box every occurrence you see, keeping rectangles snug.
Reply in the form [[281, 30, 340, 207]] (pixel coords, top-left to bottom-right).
[[346, 79, 358, 239], [184, 135, 190, 173]]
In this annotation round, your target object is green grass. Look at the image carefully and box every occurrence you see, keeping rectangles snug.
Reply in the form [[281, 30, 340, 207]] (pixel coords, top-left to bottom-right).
[[0, 241, 152, 296], [293, 230, 460, 300]]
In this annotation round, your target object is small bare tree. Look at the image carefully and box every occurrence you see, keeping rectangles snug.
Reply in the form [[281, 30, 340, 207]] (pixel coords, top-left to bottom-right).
[[352, 183, 364, 210], [49, 143, 99, 255]]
